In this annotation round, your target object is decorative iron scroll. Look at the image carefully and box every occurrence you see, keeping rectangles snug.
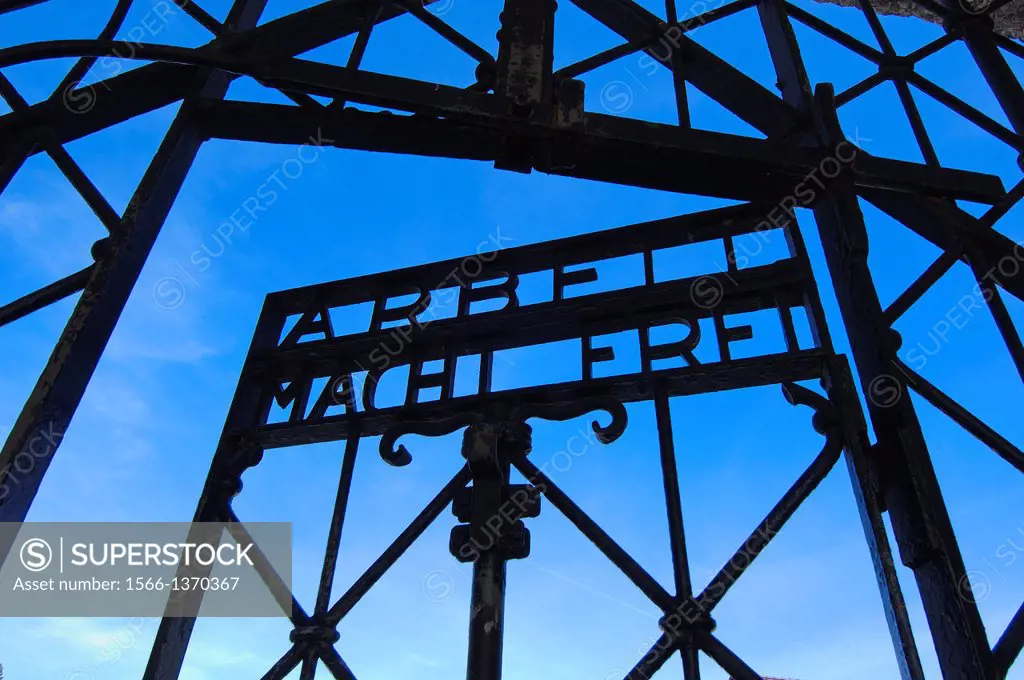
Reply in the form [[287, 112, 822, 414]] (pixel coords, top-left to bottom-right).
[[238, 202, 831, 455]]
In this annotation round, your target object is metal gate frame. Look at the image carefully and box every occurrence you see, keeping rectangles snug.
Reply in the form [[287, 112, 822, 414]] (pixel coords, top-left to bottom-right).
[[0, 0, 1021, 678]]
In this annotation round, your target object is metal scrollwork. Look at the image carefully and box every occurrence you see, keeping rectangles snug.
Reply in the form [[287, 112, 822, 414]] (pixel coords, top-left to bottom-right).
[[512, 397, 628, 444], [379, 412, 485, 466]]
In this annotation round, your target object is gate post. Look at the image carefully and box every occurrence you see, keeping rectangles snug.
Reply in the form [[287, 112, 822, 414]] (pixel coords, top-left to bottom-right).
[[450, 422, 539, 680]]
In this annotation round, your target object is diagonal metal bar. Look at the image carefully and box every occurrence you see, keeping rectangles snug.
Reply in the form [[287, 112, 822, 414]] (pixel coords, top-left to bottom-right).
[[908, 71, 1024, 149], [993, 600, 1024, 678], [785, 2, 885, 63], [0, 3, 272, 534], [510, 450, 675, 611], [225, 511, 311, 625], [171, 0, 225, 36], [994, 33, 1024, 62], [0, 137, 34, 195], [951, 10, 1024, 135], [980, 175, 1024, 228], [569, 0, 801, 137], [972, 263, 1024, 381], [858, 0, 896, 54], [52, 0, 133, 98], [326, 466, 471, 624], [262, 645, 304, 680], [816, 84, 993, 680], [555, 0, 757, 79], [861, 188, 1024, 302], [694, 434, 843, 611], [698, 632, 761, 680], [624, 634, 678, 680], [0, 73, 122, 232], [858, 0, 940, 165], [317, 646, 359, 680], [397, 0, 495, 64], [0, 0, 49, 14], [893, 78, 940, 166], [555, 38, 652, 79], [166, 0, 321, 107], [883, 250, 959, 324], [897, 360, 1024, 474], [907, 32, 957, 64], [835, 70, 887, 108], [330, 3, 382, 109], [0, 266, 93, 328]]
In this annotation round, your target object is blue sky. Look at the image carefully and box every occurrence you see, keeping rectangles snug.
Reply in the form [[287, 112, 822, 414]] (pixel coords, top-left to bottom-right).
[[1, 0, 1023, 679]]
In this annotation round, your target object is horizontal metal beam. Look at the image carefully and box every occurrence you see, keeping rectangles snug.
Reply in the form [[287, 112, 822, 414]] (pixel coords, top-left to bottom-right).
[[263, 201, 777, 310], [249, 351, 829, 447], [253, 261, 806, 380], [195, 100, 1005, 203]]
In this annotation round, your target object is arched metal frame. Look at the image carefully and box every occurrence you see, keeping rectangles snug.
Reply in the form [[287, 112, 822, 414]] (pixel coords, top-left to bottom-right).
[[0, 0, 1020, 678]]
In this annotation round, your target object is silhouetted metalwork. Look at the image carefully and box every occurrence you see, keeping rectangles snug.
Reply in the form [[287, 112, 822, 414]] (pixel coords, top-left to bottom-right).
[[0, 0, 1021, 679]]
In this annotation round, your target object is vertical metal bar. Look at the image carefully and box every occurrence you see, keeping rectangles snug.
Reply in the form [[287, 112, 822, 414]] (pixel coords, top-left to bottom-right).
[[314, 430, 362, 617], [828, 357, 927, 680], [143, 293, 285, 680], [298, 648, 319, 680], [494, 0, 555, 169], [783, 216, 835, 352], [756, 0, 813, 119], [653, 385, 700, 679], [0, 0, 270, 538], [495, 0, 555, 112], [468, 547, 508, 680], [812, 85, 993, 680], [753, 0, 950, 671], [461, 423, 529, 680]]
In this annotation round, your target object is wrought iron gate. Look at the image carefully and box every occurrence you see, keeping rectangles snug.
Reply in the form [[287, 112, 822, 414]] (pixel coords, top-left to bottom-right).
[[143, 203, 910, 679], [0, 0, 1021, 678]]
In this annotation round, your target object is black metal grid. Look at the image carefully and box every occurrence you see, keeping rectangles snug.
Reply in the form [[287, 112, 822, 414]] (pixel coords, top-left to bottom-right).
[[0, 0, 1020, 678]]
